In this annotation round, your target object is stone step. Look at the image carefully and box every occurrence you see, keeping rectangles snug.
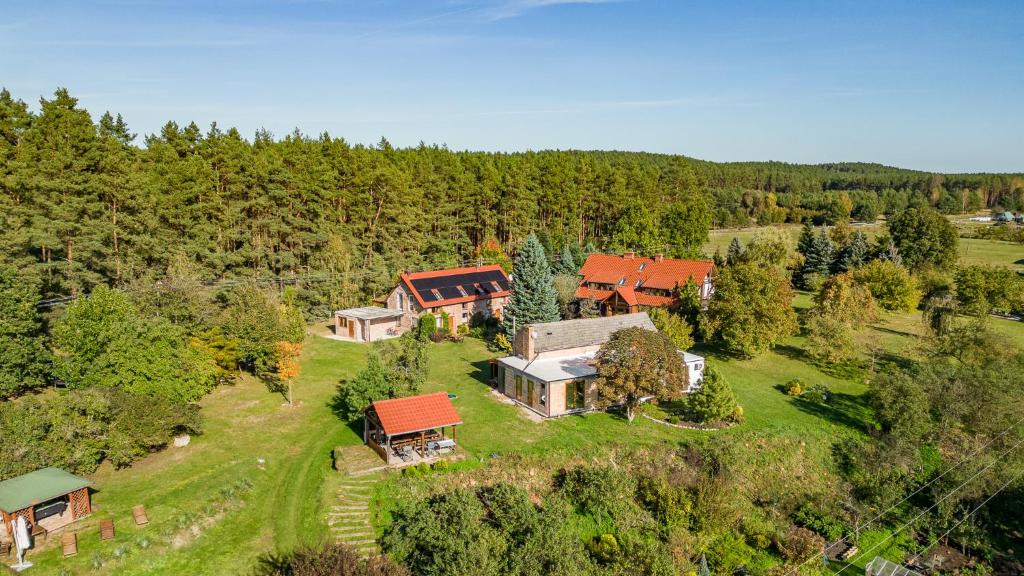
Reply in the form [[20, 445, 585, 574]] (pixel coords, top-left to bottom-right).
[[331, 504, 368, 510], [327, 518, 370, 527], [343, 538, 376, 546], [331, 524, 373, 532]]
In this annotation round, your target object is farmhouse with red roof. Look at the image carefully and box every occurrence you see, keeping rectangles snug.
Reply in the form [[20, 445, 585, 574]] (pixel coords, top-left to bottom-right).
[[575, 252, 715, 315], [334, 264, 510, 341]]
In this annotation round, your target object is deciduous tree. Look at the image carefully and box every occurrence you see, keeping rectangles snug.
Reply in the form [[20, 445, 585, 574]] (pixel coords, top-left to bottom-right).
[[593, 327, 686, 423], [700, 263, 798, 358], [887, 207, 958, 270]]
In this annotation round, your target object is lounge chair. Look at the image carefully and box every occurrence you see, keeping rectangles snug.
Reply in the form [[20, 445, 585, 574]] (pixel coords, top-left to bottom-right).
[[100, 518, 115, 541], [62, 532, 78, 557], [132, 505, 149, 526]]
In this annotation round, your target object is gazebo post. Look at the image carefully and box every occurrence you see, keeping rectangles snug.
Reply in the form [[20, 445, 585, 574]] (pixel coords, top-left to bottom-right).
[[419, 431, 425, 457]]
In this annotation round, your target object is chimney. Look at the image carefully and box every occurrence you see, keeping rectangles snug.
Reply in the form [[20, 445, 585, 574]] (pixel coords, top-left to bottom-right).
[[513, 324, 536, 359], [654, 253, 664, 263], [623, 252, 635, 260]]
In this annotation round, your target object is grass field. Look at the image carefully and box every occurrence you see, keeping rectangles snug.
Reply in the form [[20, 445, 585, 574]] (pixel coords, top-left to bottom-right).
[[704, 220, 1024, 271], [19, 230, 1024, 575]]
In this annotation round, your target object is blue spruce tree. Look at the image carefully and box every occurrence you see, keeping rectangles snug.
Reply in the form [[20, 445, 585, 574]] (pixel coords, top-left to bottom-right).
[[503, 233, 560, 336]]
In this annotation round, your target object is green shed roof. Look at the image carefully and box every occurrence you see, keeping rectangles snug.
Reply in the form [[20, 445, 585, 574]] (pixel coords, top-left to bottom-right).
[[0, 468, 91, 513]]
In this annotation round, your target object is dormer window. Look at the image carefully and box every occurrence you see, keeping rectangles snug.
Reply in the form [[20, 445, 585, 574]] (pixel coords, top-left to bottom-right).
[[491, 281, 501, 292], [635, 279, 642, 288], [618, 278, 626, 285], [457, 286, 468, 297], [431, 289, 442, 299], [638, 263, 647, 271]]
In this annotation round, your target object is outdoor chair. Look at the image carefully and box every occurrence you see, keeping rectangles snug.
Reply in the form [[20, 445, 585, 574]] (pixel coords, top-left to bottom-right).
[[61, 532, 78, 557], [100, 518, 115, 541], [132, 505, 149, 526]]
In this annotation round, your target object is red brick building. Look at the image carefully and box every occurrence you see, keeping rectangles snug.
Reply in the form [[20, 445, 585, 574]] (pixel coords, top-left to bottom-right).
[[575, 252, 715, 315]]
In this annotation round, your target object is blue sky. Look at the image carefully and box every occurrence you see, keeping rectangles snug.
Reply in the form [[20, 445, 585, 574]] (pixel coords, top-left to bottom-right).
[[2, 0, 1022, 172]]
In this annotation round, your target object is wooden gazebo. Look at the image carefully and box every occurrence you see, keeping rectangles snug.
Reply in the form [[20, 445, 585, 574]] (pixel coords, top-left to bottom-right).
[[364, 392, 462, 465], [0, 468, 92, 541]]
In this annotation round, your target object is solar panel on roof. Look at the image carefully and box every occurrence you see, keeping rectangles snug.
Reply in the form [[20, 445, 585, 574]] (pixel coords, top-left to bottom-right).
[[439, 286, 462, 299], [418, 289, 436, 301], [410, 270, 508, 292]]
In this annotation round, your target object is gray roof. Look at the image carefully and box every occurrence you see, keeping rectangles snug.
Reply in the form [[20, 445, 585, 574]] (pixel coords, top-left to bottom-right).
[[527, 313, 656, 354], [498, 352, 597, 383], [334, 307, 404, 320], [680, 351, 704, 364]]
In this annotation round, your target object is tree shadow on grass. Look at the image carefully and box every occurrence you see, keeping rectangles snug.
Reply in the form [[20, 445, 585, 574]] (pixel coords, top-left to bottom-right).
[[869, 325, 918, 339], [773, 343, 870, 381], [789, 392, 873, 433], [468, 359, 494, 388]]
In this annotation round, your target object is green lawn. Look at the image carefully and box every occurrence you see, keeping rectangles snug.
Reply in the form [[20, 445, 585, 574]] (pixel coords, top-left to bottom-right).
[[25, 334, 367, 575]]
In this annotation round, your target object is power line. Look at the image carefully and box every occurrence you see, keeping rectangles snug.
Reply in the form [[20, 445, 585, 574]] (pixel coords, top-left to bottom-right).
[[905, 466, 1024, 571], [782, 416, 1024, 576], [825, 434, 1024, 576]]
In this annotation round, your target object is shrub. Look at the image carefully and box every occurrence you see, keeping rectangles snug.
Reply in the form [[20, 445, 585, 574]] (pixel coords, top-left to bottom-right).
[[416, 314, 436, 341], [802, 384, 830, 404], [784, 378, 804, 396], [429, 331, 446, 343], [731, 405, 745, 423], [491, 333, 512, 354], [587, 534, 620, 564], [792, 504, 846, 541], [456, 323, 469, 336], [559, 465, 636, 515], [775, 526, 825, 563]]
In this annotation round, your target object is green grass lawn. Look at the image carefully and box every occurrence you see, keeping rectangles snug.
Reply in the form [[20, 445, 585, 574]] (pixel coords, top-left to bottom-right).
[[25, 334, 367, 575]]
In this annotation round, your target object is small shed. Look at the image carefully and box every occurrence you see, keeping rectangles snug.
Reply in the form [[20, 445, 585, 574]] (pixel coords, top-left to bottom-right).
[[0, 468, 92, 541], [364, 392, 462, 466], [334, 307, 404, 342]]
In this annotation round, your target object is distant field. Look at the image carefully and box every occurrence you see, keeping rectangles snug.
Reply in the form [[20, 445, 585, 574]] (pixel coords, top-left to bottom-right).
[[703, 220, 1024, 271]]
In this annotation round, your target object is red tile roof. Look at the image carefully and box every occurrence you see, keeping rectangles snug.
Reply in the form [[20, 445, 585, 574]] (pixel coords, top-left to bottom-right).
[[576, 253, 714, 306], [399, 265, 511, 309], [370, 392, 462, 436]]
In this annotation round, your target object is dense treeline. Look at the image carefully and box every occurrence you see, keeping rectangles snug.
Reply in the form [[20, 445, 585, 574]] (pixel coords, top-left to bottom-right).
[[3, 88, 1024, 314]]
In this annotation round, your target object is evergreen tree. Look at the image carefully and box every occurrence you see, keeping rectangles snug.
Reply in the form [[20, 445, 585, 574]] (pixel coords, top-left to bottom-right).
[[813, 228, 836, 274], [797, 226, 835, 288], [712, 248, 725, 268], [838, 230, 870, 272], [796, 221, 815, 258], [686, 367, 739, 423], [726, 237, 743, 265], [553, 245, 578, 276], [502, 233, 559, 336], [0, 266, 50, 397]]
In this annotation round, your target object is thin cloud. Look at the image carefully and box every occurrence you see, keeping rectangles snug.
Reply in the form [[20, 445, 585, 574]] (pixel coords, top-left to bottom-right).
[[481, 0, 625, 20]]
